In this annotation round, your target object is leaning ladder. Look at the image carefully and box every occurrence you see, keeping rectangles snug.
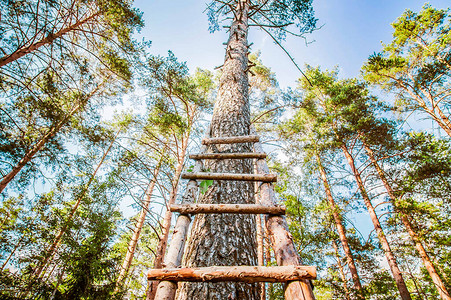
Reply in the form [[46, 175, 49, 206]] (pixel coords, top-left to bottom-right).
[[148, 133, 316, 300]]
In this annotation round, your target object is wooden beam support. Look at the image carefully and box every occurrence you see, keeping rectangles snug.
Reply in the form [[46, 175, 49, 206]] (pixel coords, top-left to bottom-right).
[[148, 266, 316, 283], [201, 135, 259, 145], [153, 144, 207, 300], [169, 204, 285, 215], [253, 128, 316, 300], [189, 152, 266, 160], [181, 172, 276, 182]]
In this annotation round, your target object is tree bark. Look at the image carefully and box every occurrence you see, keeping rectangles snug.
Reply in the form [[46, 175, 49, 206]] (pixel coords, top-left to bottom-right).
[[256, 214, 266, 300], [315, 154, 363, 295], [254, 138, 315, 300], [176, 1, 260, 298], [341, 143, 412, 300], [116, 158, 163, 288], [363, 142, 451, 300], [147, 137, 189, 300], [153, 148, 206, 300]]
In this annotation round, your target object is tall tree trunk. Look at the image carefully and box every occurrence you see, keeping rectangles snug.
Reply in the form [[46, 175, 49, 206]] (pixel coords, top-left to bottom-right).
[[341, 143, 412, 300], [363, 141, 451, 300], [0, 13, 99, 67], [176, 1, 259, 299], [316, 153, 363, 296], [116, 158, 163, 288], [331, 239, 351, 300], [147, 137, 189, 300]]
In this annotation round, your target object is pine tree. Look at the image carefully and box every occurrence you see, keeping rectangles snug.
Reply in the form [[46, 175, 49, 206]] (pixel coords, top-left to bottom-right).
[[176, 0, 316, 299]]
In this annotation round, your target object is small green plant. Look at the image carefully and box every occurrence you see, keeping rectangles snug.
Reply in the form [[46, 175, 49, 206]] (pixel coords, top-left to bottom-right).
[[199, 180, 213, 194]]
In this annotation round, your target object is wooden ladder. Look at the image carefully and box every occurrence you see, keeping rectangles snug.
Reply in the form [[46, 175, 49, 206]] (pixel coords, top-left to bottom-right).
[[148, 134, 316, 300]]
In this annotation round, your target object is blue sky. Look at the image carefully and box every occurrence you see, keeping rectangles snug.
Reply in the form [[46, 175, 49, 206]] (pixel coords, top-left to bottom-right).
[[134, 0, 450, 88]]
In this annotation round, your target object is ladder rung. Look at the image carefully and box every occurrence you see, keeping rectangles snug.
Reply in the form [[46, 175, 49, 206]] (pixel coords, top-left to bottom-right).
[[181, 172, 277, 182], [189, 152, 266, 160], [169, 204, 285, 215], [147, 265, 316, 283], [202, 135, 259, 145]]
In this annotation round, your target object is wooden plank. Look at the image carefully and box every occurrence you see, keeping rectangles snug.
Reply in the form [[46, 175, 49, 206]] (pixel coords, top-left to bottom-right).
[[252, 128, 316, 300], [181, 172, 277, 182], [148, 266, 316, 283], [189, 152, 266, 160], [169, 204, 285, 215], [202, 135, 259, 145]]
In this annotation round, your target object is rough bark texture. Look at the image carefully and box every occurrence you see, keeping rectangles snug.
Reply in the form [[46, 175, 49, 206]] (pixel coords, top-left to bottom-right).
[[170, 204, 285, 215], [316, 154, 363, 295], [363, 142, 451, 300], [341, 143, 412, 300], [254, 138, 315, 300], [176, 1, 260, 299], [148, 266, 316, 282]]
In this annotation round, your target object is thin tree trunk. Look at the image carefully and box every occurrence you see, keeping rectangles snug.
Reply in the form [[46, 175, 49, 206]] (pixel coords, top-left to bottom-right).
[[331, 239, 351, 300], [176, 0, 260, 298], [1, 235, 24, 271], [316, 153, 364, 296], [256, 209, 266, 300], [0, 13, 99, 67], [0, 105, 79, 194], [147, 137, 188, 300], [264, 223, 272, 300], [115, 157, 163, 288], [363, 142, 451, 300], [341, 143, 412, 300], [0, 82, 104, 194], [397, 80, 451, 138], [32, 129, 120, 280]]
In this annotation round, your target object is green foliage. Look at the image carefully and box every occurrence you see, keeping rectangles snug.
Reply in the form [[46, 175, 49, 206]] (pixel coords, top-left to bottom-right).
[[199, 179, 214, 194], [206, 0, 316, 41], [362, 5, 451, 135]]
